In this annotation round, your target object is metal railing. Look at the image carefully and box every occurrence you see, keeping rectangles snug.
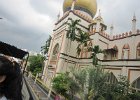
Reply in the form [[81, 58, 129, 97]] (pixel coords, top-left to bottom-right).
[[24, 72, 56, 100]]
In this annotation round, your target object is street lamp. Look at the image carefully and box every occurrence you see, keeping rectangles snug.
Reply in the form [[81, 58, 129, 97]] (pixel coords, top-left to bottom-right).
[[0, 18, 2, 19]]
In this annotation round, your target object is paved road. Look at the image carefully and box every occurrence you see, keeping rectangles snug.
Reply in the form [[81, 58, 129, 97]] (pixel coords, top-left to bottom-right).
[[24, 76, 54, 100], [22, 79, 30, 100]]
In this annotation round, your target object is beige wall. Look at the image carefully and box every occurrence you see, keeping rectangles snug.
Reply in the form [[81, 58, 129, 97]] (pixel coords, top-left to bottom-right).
[[104, 66, 140, 84], [110, 35, 140, 59], [43, 10, 140, 87]]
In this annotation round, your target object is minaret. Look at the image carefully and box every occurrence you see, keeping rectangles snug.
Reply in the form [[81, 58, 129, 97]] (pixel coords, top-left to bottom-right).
[[110, 24, 114, 35], [95, 9, 107, 32], [131, 13, 137, 59], [57, 11, 60, 21], [98, 9, 101, 17], [71, 0, 76, 11], [110, 24, 114, 38], [132, 13, 137, 34], [95, 9, 101, 32]]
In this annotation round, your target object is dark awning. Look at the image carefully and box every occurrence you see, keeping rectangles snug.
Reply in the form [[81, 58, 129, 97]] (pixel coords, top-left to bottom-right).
[[104, 48, 118, 53], [0, 41, 28, 59]]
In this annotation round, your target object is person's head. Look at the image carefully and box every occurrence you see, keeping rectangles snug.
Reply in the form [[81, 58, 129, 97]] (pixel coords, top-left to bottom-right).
[[0, 56, 23, 100]]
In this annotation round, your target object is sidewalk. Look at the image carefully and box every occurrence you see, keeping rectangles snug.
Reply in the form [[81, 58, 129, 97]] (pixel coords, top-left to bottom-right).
[[24, 76, 54, 100]]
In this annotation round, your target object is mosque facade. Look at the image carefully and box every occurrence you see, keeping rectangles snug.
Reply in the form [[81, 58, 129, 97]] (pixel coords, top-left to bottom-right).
[[42, 0, 140, 91]]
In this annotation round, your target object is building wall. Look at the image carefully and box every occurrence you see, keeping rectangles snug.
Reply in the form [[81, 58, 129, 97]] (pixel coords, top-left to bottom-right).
[[110, 35, 140, 59], [43, 10, 140, 87], [104, 66, 140, 84]]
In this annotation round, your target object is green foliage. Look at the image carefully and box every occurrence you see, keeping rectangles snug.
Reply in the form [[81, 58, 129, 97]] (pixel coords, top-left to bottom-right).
[[41, 35, 52, 55], [90, 45, 103, 66], [52, 73, 69, 97], [114, 75, 130, 95], [69, 66, 108, 100], [66, 18, 81, 41], [66, 18, 90, 57], [128, 92, 140, 100], [76, 31, 90, 56], [53, 67, 140, 100], [28, 54, 44, 76], [103, 75, 130, 100], [94, 95, 105, 100], [52, 73, 80, 99]]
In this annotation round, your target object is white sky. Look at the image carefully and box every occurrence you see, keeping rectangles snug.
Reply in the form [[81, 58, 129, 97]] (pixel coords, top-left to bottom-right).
[[0, 0, 139, 52]]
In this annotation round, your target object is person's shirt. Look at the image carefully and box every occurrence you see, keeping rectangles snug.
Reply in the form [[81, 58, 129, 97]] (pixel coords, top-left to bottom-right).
[[0, 96, 7, 100]]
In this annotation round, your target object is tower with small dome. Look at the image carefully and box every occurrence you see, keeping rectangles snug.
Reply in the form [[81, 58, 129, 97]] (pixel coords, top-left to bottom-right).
[[42, 0, 140, 90]]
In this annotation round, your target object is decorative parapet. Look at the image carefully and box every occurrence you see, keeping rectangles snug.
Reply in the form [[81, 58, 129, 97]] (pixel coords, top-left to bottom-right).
[[99, 31, 110, 39], [73, 10, 93, 23], [89, 29, 140, 41], [55, 10, 93, 26], [112, 29, 140, 40]]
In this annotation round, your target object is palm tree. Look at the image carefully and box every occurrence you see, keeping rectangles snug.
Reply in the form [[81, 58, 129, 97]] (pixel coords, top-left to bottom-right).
[[66, 19, 107, 99], [66, 18, 81, 54], [66, 18, 81, 41], [67, 18, 90, 57], [65, 18, 81, 68], [70, 66, 108, 100], [76, 30, 90, 57], [67, 19, 102, 66], [41, 35, 52, 55], [88, 45, 103, 66]]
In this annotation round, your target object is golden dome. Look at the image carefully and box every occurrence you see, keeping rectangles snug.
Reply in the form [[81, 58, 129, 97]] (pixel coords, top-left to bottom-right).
[[63, 0, 97, 17]]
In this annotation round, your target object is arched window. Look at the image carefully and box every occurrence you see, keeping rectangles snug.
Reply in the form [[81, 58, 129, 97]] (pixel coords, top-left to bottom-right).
[[122, 44, 130, 59], [132, 76, 140, 92], [81, 47, 88, 58], [113, 45, 118, 60], [106, 72, 118, 84], [103, 45, 118, 60], [136, 43, 140, 59], [51, 43, 59, 60]]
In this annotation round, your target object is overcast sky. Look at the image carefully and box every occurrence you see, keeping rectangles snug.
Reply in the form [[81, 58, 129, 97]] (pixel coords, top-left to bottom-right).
[[0, 0, 140, 52]]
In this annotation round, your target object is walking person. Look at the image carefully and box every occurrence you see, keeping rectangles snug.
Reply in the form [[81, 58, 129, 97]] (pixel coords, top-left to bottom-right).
[[0, 56, 23, 100]]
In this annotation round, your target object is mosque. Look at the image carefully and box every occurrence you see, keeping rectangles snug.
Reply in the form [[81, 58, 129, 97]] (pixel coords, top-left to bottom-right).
[[42, 0, 140, 91]]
